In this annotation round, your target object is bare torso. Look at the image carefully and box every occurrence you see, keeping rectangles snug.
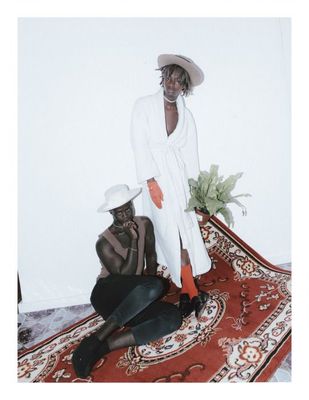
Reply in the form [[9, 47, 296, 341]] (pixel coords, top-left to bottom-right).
[[96, 216, 157, 276], [164, 103, 178, 136]]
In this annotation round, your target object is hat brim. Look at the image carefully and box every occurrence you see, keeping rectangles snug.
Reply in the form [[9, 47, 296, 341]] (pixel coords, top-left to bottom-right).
[[97, 188, 142, 213], [158, 54, 204, 86]]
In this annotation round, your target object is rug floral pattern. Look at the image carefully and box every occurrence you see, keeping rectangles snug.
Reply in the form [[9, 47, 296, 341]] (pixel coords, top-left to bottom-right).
[[18, 217, 291, 382]]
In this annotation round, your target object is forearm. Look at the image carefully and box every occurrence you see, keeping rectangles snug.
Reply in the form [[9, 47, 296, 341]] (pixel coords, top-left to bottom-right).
[[144, 218, 158, 275], [119, 239, 138, 275], [145, 255, 158, 275]]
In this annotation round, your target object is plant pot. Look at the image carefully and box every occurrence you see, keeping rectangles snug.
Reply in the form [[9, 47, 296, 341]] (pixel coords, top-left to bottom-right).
[[195, 208, 212, 226]]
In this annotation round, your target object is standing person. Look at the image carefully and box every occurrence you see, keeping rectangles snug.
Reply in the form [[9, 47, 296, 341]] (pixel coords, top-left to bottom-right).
[[72, 184, 182, 379], [130, 54, 211, 319]]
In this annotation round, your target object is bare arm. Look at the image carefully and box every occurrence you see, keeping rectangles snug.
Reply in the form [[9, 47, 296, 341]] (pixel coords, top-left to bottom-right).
[[143, 217, 158, 275]]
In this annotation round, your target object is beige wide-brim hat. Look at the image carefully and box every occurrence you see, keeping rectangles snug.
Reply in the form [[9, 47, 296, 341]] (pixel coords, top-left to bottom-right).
[[157, 54, 204, 86], [97, 184, 142, 213]]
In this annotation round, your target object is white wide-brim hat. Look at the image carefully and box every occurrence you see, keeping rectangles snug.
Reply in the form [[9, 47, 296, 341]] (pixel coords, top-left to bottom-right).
[[97, 184, 142, 213], [157, 54, 204, 86]]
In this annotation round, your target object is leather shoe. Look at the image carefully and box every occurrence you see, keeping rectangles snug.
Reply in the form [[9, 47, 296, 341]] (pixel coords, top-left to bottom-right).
[[178, 293, 194, 318], [191, 291, 209, 319]]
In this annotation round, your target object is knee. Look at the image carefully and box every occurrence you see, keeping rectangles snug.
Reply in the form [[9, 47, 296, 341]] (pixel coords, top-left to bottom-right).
[[90, 285, 99, 309], [138, 277, 165, 302], [169, 306, 183, 332], [157, 276, 170, 295], [90, 283, 106, 317]]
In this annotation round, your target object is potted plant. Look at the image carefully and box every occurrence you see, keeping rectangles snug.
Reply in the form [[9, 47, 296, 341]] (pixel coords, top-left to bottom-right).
[[186, 164, 251, 227]]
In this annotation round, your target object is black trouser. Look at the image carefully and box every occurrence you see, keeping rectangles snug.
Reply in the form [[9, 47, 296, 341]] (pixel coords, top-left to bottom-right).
[[90, 274, 182, 345]]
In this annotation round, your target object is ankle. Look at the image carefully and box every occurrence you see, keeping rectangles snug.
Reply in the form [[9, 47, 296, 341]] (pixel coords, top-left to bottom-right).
[[180, 264, 198, 299], [95, 316, 119, 342], [106, 330, 136, 352]]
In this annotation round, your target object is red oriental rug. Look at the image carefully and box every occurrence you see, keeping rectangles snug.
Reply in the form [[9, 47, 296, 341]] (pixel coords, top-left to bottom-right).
[[18, 216, 291, 382]]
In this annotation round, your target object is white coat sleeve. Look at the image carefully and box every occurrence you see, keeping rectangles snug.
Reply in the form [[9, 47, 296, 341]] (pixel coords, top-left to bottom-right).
[[130, 99, 160, 184], [180, 110, 201, 180]]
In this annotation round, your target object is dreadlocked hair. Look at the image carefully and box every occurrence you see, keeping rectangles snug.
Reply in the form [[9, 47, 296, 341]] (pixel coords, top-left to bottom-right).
[[157, 64, 193, 97]]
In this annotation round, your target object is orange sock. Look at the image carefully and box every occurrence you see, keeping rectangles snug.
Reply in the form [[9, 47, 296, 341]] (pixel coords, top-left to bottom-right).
[[180, 264, 198, 299]]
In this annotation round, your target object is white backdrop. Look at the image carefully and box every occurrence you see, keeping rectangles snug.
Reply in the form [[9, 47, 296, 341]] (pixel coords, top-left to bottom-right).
[[18, 18, 290, 312]]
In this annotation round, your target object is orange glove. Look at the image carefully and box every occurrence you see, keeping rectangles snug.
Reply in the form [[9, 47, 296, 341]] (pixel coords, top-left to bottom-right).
[[147, 180, 164, 209]]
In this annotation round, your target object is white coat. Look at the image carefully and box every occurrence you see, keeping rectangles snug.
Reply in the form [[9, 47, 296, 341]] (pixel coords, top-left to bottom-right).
[[130, 88, 211, 287]]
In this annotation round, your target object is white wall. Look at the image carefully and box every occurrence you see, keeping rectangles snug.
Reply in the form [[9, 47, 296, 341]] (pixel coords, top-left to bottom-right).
[[18, 18, 290, 312]]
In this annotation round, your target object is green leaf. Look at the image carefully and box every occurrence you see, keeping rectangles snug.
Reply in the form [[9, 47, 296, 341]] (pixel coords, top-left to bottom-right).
[[209, 164, 219, 179], [220, 173, 243, 195], [218, 207, 234, 228], [204, 198, 224, 215], [233, 193, 252, 198], [185, 197, 202, 212], [187, 165, 251, 226], [229, 198, 247, 216], [188, 178, 198, 188], [217, 191, 230, 203]]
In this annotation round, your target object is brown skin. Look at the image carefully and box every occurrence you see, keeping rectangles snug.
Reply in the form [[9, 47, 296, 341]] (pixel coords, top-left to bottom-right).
[[96, 201, 158, 276], [72, 202, 166, 379], [163, 70, 184, 136], [147, 70, 191, 266]]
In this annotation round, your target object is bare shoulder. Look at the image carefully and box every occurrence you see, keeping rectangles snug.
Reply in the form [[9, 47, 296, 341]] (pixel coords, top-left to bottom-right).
[[138, 216, 154, 229], [96, 235, 113, 253]]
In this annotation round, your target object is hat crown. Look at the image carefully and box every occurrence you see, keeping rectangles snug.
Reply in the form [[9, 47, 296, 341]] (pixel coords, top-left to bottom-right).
[[97, 184, 142, 212], [157, 53, 204, 86], [105, 184, 130, 204], [104, 184, 130, 203], [174, 54, 193, 63]]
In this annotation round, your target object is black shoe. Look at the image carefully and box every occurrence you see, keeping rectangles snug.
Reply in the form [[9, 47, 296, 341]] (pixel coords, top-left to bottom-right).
[[198, 290, 209, 303], [178, 293, 194, 318], [72, 335, 109, 378], [191, 291, 209, 320]]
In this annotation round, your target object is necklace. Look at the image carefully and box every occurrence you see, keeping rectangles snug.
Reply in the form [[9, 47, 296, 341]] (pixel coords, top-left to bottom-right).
[[164, 95, 177, 103], [112, 223, 126, 235], [113, 222, 125, 230]]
